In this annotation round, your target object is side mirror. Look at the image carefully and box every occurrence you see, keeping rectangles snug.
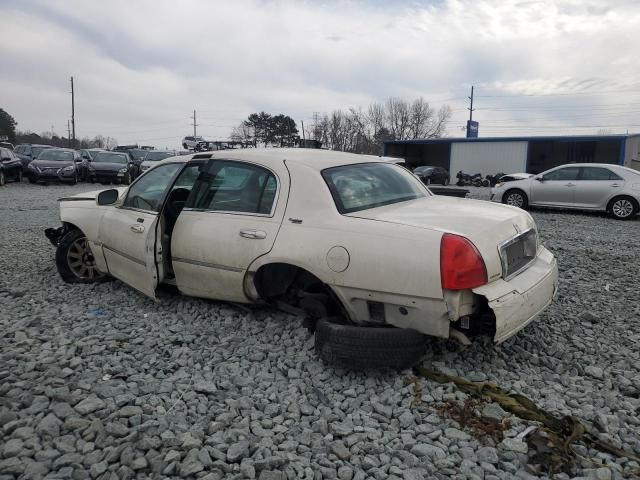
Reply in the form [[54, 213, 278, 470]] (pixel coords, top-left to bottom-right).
[[535, 176, 544, 182], [97, 189, 119, 206]]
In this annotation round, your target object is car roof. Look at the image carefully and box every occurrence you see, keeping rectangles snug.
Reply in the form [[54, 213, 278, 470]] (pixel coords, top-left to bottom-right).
[[554, 163, 624, 169], [153, 148, 395, 170], [42, 147, 76, 152], [19, 143, 53, 147]]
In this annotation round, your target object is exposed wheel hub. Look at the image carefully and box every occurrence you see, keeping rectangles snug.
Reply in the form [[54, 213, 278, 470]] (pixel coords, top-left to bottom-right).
[[67, 237, 102, 279]]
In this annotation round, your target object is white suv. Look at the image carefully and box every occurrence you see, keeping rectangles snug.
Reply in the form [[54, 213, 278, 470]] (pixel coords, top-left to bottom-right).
[[181, 136, 203, 150]]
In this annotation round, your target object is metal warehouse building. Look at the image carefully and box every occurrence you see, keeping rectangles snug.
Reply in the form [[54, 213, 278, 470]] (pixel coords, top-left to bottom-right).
[[384, 134, 640, 181]]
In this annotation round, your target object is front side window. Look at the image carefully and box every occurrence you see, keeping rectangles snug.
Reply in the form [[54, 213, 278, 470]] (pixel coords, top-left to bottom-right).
[[123, 163, 183, 212], [542, 167, 581, 181], [580, 167, 622, 181], [186, 160, 278, 215], [323, 163, 427, 214]]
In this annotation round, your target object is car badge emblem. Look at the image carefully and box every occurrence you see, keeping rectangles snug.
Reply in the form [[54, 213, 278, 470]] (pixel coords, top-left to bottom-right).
[[513, 223, 520, 233]]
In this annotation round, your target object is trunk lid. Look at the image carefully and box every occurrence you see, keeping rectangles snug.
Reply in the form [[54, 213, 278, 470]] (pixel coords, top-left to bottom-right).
[[346, 196, 536, 282]]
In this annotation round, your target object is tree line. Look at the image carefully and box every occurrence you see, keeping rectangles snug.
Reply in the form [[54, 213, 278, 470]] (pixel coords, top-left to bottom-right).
[[230, 97, 452, 154]]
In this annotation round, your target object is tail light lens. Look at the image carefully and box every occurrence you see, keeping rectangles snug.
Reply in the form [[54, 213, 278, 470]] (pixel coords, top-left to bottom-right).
[[440, 233, 488, 290]]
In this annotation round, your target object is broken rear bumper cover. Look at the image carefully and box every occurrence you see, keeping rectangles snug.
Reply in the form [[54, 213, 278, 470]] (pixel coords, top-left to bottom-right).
[[473, 246, 558, 343]]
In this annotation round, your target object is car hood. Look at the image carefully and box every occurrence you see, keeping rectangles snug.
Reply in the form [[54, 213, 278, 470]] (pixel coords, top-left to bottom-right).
[[346, 195, 536, 280], [91, 162, 127, 172], [58, 186, 129, 203], [31, 160, 74, 168]]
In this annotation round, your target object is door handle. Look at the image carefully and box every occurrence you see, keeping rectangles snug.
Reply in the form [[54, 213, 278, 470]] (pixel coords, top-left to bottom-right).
[[130, 224, 145, 233], [611, 183, 621, 187], [239, 229, 267, 239], [565, 183, 576, 187]]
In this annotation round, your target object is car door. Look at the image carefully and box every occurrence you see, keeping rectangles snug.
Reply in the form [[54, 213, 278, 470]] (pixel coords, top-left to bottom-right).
[[171, 159, 287, 302], [573, 166, 624, 209], [529, 166, 581, 206], [98, 162, 185, 298]]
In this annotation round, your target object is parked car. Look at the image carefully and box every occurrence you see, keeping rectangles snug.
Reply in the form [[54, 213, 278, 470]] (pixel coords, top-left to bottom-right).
[[45, 149, 558, 368], [14, 144, 54, 172], [0, 141, 14, 150], [0, 147, 23, 185], [78, 149, 105, 181], [139, 150, 177, 173], [28, 148, 80, 184], [413, 166, 450, 185], [125, 149, 149, 178], [86, 151, 135, 185], [490, 163, 640, 220], [182, 135, 204, 150]]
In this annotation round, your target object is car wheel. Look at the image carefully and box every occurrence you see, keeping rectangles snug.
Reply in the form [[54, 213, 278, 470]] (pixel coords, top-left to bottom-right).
[[443, 177, 450, 186], [0, 170, 5, 186], [608, 196, 638, 220], [28, 174, 37, 184], [16, 169, 23, 183], [503, 189, 528, 209], [482, 179, 490, 187], [314, 318, 427, 370], [124, 172, 132, 185], [182, 143, 188, 150], [55, 229, 110, 283], [69, 172, 78, 185]]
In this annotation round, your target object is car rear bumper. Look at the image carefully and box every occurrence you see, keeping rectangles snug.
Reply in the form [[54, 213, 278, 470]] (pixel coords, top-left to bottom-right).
[[473, 246, 558, 343]]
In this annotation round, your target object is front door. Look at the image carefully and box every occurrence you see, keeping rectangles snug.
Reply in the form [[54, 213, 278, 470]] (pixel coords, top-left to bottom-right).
[[530, 166, 581, 206], [98, 162, 185, 298], [171, 159, 286, 302]]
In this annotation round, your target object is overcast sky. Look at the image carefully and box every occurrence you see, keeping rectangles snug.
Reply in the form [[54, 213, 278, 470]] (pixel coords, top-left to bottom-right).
[[3, 0, 640, 148]]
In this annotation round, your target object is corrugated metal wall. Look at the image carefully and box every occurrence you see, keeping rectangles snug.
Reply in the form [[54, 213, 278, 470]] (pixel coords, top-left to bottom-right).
[[449, 141, 528, 181]]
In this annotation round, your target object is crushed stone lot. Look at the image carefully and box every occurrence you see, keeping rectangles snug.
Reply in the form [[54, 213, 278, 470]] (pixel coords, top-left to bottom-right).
[[1, 182, 639, 480]]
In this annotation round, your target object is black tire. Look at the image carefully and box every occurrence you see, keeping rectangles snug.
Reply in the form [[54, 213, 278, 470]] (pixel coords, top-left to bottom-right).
[[28, 174, 37, 184], [482, 179, 490, 187], [16, 169, 23, 183], [442, 177, 450, 186], [314, 318, 427, 370], [182, 143, 188, 150], [607, 196, 638, 220], [0, 170, 5, 186], [55, 229, 111, 283], [123, 172, 132, 185], [69, 172, 78, 185], [503, 189, 528, 209], [456, 180, 464, 186]]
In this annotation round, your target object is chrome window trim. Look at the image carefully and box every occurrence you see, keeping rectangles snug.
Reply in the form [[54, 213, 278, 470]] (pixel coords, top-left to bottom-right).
[[497, 228, 538, 281]]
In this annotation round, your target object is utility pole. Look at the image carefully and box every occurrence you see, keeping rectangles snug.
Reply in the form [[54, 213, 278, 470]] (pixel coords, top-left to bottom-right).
[[192, 110, 198, 136], [468, 85, 475, 122], [301, 120, 305, 145], [67, 121, 71, 147], [70, 76, 76, 147]]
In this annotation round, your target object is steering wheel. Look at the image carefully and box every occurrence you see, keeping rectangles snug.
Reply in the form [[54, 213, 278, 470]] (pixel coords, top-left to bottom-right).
[[132, 195, 154, 211]]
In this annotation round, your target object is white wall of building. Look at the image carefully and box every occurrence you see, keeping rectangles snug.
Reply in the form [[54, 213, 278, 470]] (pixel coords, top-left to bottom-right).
[[449, 141, 528, 181]]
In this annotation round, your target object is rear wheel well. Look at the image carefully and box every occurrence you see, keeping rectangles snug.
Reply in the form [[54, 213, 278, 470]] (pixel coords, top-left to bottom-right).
[[253, 263, 347, 324]]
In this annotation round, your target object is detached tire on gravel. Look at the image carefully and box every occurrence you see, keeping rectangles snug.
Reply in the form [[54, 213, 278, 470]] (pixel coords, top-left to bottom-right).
[[314, 319, 427, 369]]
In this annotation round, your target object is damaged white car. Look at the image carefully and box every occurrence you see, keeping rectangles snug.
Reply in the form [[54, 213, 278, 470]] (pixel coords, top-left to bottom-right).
[[46, 149, 558, 368]]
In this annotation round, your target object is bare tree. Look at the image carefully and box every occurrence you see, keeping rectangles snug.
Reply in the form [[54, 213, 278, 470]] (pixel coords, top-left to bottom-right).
[[230, 122, 253, 143], [386, 97, 411, 140]]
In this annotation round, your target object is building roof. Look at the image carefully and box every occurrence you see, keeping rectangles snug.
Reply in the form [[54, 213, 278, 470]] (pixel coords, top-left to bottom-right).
[[385, 134, 640, 145]]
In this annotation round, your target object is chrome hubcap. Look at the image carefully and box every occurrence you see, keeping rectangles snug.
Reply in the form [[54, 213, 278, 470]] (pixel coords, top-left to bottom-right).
[[506, 193, 524, 207], [612, 199, 633, 218], [66, 237, 102, 279]]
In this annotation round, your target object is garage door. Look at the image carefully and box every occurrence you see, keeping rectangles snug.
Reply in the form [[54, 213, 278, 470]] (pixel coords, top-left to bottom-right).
[[450, 141, 527, 182]]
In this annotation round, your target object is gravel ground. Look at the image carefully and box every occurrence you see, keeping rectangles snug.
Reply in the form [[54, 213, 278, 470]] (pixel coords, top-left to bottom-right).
[[1, 182, 639, 480]]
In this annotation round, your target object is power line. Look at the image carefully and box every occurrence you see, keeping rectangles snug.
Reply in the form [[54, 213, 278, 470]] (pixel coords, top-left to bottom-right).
[[475, 88, 640, 98]]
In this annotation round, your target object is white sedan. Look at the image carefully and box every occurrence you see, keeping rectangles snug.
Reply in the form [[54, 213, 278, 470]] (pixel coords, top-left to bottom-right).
[[46, 149, 558, 368], [491, 163, 640, 220]]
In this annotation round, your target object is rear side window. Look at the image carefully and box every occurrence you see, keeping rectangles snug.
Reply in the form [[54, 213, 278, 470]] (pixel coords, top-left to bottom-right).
[[323, 163, 426, 214], [543, 167, 581, 181], [580, 167, 622, 181], [186, 160, 278, 215]]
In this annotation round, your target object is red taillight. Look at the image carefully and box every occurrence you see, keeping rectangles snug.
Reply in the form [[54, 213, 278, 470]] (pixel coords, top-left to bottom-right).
[[440, 233, 488, 290]]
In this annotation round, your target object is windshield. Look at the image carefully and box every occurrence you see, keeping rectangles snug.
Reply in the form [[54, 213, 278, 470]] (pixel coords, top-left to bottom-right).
[[128, 149, 147, 160], [414, 167, 434, 173], [93, 152, 128, 164], [145, 151, 175, 162], [32, 146, 52, 158], [322, 163, 427, 214], [37, 149, 73, 162]]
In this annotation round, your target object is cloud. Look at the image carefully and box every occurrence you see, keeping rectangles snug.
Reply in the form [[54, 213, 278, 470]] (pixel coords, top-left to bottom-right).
[[2, 0, 640, 146]]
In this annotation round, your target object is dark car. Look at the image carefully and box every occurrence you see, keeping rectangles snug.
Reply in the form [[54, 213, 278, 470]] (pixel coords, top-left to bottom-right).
[[0, 147, 24, 185], [28, 148, 81, 184], [413, 166, 450, 185], [86, 151, 135, 185], [139, 150, 177, 173], [78, 148, 105, 181], [125, 149, 149, 178], [14, 144, 54, 172]]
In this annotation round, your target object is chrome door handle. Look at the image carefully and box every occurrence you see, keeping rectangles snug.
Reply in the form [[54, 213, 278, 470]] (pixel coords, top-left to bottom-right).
[[130, 224, 145, 233], [239, 229, 267, 239], [611, 183, 621, 187], [565, 183, 576, 187]]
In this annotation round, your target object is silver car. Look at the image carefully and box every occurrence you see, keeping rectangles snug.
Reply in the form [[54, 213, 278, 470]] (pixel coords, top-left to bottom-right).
[[490, 163, 640, 220]]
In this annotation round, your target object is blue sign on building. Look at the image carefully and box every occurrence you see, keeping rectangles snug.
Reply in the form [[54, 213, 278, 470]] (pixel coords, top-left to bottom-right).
[[466, 120, 479, 138]]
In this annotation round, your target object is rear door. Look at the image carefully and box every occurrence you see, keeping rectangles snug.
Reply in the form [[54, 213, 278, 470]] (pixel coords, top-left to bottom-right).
[[171, 159, 287, 302], [573, 166, 624, 209], [98, 162, 184, 298], [530, 166, 581, 206]]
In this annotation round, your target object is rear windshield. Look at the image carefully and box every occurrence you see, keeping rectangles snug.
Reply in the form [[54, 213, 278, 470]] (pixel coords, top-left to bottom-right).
[[145, 151, 175, 162], [322, 163, 427, 214], [37, 149, 73, 162], [94, 152, 128, 164]]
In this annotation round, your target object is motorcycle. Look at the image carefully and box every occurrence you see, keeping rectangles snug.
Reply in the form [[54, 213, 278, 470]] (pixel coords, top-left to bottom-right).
[[485, 172, 506, 187], [456, 171, 489, 187]]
